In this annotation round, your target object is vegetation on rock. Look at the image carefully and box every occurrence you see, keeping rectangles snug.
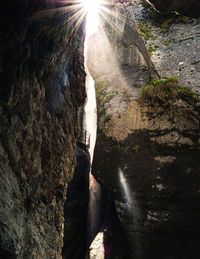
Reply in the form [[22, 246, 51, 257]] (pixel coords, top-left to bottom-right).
[[137, 18, 157, 41], [104, 113, 112, 123], [140, 78, 199, 105], [95, 79, 107, 95], [141, 1, 191, 33], [95, 79, 115, 124]]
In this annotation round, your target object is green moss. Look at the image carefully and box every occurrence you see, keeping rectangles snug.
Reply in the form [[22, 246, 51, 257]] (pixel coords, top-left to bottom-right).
[[96, 79, 107, 95], [140, 1, 191, 33], [140, 78, 199, 105], [141, 3, 191, 32], [150, 77, 178, 87], [95, 80, 107, 120], [137, 19, 157, 41], [95, 81, 115, 106], [105, 94, 114, 103], [164, 40, 170, 46], [160, 14, 190, 32], [104, 113, 112, 123], [148, 44, 158, 55], [95, 80, 116, 124]]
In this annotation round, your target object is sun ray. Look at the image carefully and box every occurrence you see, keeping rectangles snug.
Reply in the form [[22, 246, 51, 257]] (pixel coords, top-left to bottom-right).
[[33, 0, 133, 39]]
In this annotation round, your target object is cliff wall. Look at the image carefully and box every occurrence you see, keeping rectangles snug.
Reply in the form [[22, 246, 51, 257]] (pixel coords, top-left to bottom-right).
[[90, 1, 200, 258], [0, 1, 86, 258]]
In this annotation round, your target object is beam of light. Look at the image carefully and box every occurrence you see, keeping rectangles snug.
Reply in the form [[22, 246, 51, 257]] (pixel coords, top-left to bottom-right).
[[83, 2, 101, 257], [34, 0, 130, 41], [118, 168, 141, 227], [82, 0, 101, 36], [82, 2, 105, 258], [84, 74, 97, 161], [118, 167, 133, 207]]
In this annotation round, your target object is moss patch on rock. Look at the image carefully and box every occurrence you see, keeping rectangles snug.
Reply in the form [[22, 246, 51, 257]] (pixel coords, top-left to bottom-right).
[[104, 113, 112, 123], [140, 78, 199, 105], [140, 1, 191, 32], [137, 18, 157, 41], [95, 79, 116, 125]]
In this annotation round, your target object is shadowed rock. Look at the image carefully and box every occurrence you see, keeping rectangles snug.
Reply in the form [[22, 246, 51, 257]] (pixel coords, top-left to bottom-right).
[[146, 0, 200, 18]]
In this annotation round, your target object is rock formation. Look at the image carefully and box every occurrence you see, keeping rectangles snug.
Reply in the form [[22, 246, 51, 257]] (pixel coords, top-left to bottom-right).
[[89, 1, 200, 258], [0, 1, 86, 258], [1, 0, 200, 258], [63, 143, 90, 259]]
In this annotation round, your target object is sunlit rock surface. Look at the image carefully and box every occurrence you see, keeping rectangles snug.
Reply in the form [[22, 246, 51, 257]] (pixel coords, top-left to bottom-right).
[[87, 4, 158, 107], [130, 0, 200, 93], [0, 1, 86, 258], [90, 2, 200, 258], [89, 232, 105, 259]]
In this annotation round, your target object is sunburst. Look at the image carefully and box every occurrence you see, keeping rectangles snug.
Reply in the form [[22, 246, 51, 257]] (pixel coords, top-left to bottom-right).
[[36, 0, 130, 38]]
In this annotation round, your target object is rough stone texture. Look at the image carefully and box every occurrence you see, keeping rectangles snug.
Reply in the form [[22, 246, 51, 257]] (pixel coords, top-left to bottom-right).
[[62, 141, 132, 259], [145, 0, 200, 18], [85, 187, 132, 259], [93, 96, 200, 259], [63, 144, 90, 259], [89, 2, 200, 259], [87, 4, 158, 115], [129, 0, 200, 93], [0, 1, 86, 258], [88, 233, 104, 259]]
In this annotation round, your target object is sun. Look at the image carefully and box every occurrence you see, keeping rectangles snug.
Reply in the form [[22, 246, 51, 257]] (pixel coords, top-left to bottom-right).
[[82, 0, 101, 14], [38, 0, 119, 37], [81, 0, 102, 35]]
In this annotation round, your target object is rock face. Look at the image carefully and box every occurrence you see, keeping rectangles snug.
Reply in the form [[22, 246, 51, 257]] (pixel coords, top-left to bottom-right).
[[0, 1, 86, 258], [93, 101, 200, 258], [146, 0, 200, 18], [63, 143, 90, 259], [93, 80, 200, 258], [130, 1, 200, 93], [89, 2, 200, 259]]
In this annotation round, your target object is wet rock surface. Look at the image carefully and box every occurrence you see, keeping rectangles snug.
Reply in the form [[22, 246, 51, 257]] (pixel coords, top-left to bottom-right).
[[0, 1, 86, 258]]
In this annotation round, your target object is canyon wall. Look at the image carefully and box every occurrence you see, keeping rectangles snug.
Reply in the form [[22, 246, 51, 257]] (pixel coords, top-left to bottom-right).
[[1, 0, 200, 258], [0, 1, 86, 258], [90, 1, 200, 258]]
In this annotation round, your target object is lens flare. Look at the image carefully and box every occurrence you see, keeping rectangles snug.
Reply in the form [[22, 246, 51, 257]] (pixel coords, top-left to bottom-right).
[[82, 0, 101, 14], [82, 0, 101, 35], [35, 0, 128, 39]]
